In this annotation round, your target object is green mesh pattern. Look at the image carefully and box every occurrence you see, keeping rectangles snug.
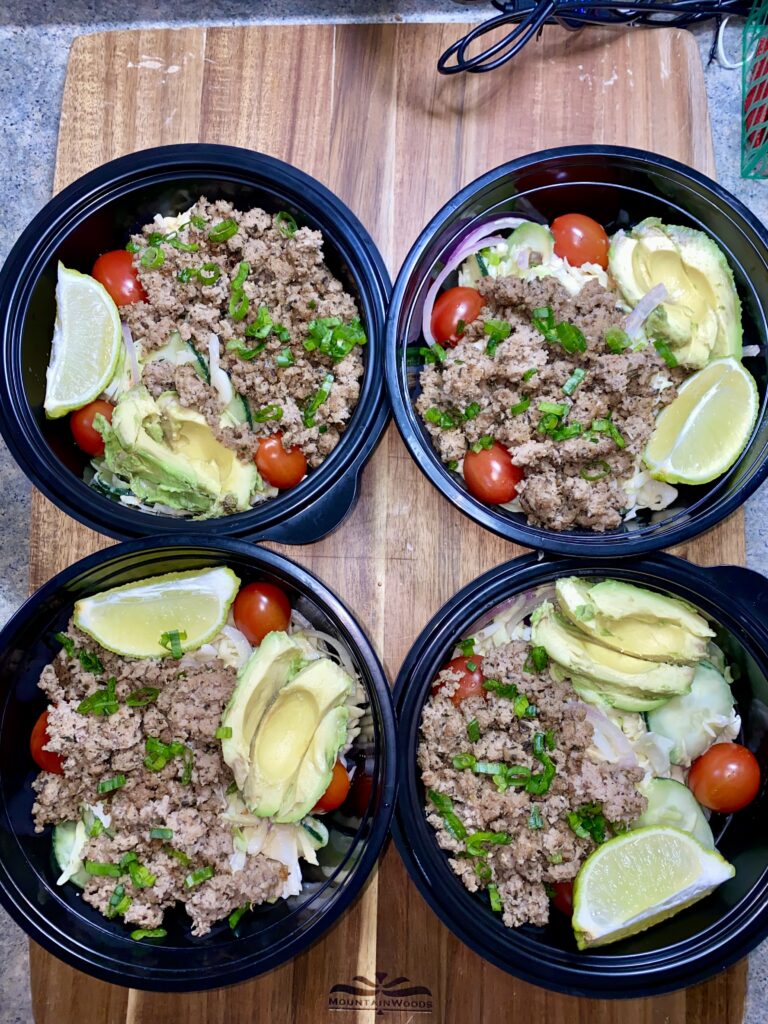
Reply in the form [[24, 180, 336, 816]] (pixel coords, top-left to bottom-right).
[[743, 0, 768, 178]]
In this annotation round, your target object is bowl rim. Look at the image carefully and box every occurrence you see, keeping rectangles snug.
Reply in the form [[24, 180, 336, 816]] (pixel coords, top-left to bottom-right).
[[0, 534, 398, 990], [393, 550, 768, 998], [0, 143, 391, 545], [384, 143, 768, 557]]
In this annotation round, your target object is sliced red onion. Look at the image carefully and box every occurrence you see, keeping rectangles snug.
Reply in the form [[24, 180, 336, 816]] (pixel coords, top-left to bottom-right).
[[421, 216, 527, 346], [208, 333, 234, 406], [624, 283, 669, 341], [573, 701, 638, 769], [121, 322, 140, 386]]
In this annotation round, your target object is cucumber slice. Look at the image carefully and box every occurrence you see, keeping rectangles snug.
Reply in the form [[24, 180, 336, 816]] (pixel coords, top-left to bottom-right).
[[302, 816, 330, 850], [646, 661, 735, 765], [220, 392, 253, 429], [52, 821, 90, 888], [508, 221, 554, 262], [634, 778, 714, 849]]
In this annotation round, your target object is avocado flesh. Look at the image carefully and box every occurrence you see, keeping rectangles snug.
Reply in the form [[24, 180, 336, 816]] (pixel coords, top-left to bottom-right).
[[96, 385, 260, 515], [608, 218, 742, 369], [531, 601, 694, 699], [274, 706, 350, 823], [570, 674, 670, 713], [588, 580, 714, 637], [220, 631, 307, 789], [555, 577, 710, 664], [244, 657, 353, 818]]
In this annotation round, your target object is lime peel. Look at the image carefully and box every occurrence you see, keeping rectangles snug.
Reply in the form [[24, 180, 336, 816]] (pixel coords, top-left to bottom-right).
[[73, 567, 241, 659], [572, 825, 734, 950]]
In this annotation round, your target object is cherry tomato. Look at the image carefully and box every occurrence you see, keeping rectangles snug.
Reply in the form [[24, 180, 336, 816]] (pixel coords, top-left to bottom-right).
[[463, 442, 523, 505], [551, 214, 610, 270], [347, 766, 374, 817], [431, 287, 484, 346], [233, 582, 292, 645], [688, 742, 761, 813], [550, 880, 574, 917], [70, 400, 114, 457], [313, 760, 352, 813], [255, 434, 308, 490], [92, 249, 147, 306], [30, 710, 64, 774], [433, 654, 486, 706]]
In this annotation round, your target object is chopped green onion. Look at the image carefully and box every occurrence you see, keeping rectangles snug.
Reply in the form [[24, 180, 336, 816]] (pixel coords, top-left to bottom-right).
[[229, 289, 250, 321], [471, 435, 494, 453], [484, 319, 511, 356], [425, 407, 457, 429], [55, 632, 75, 656], [226, 781, 238, 796], [195, 262, 221, 285], [509, 396, 531, 416], [513, 694, 530, 717], [556, 322, 587, 354], [128, 861, 157, 888], [126, 687, 160, 707], [77, 650, 104, 674], [522, 367, 538, 382], [215, 726, 233, 740], [580, 460, 611, 482], [551, 422, 583, 442], [165, 846, 191, 866], [140, 246, 165, 269], [465, 831, 512, 858], [83, 809, 104, 838], [447, 459, 458, 472], [159, 629, 187, 659], [275, 348, 296, 368], [483, 678, 518, 699], [547, 852, 563, 865], [190, 215, 207, 229], [77, 677, 118, 717], [532, 306, 586, 354], [147, 231, 165, 245], [523, 646, 549, 673], [407, 343, 447, 366], [106, 884, 132, 918], [143, 736, 189, 774], [231, 261, 250, 289], [85, 860, 121, 877], [458, 637, 475, 657], [208, 218, 238, 243], [654, 338, 679, 368], [532, 306, 556, 338], [227, 340, 267, 360], [150, 827, 174, 840], [463, 402, 481, 421], [125, 241, 140, 254], [545, 728, 555, 750], [527, 734, 556, 796], [475, 252, 490, 277], [562, 367, 586, 396], [567, 802, 607, 845], [229, 904, 250, 929], [605, 327, 631, 353], [275, 211, 298, 238], [428, 789, 467, 841], [252, 404, 283, 423], [303, 373, 334, 428], [184, 866, 214, 888], [465, 659, 477, 672], [179, 266, 196, 283], [456, 319, 466, 337], [466, 718, 480, 743], [273, 323, 290, 342], [474, 760, 505, 775], [119, 852, 138, 869], [305, 317, 367, 362], [487, 883, 502, 912], [97, 774, 126, 794], [591, 416, 626, 449], [167, 235, 199, 253], [131, 928, 167, 941], [452, 753, 478, 770], [475, 858, 492, 883], [537, 413, 561, 436], [538, 401, 570, 417], [528, 805, 544, 830]]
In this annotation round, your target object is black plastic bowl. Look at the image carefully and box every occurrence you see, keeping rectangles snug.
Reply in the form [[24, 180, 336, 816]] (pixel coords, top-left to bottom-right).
[[0, 144, 390, 544], [386, 146, 768, 556], [394, 552, 768, 997], [0, 537, 396, 990]]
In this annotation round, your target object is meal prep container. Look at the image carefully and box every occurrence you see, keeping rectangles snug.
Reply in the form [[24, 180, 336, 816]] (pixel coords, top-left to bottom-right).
[[394, 552, 768, 997], [0, 144, 390, 544], [385, 145, 768, 556], [0, 537, 397, 991]]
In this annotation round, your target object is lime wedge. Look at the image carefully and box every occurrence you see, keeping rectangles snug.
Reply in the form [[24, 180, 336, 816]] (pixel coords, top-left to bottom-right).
[[644, 357, 758, 485], [73, 567, 241, 659], [572, 825, 734, 949], [44, 263, 122, 418]]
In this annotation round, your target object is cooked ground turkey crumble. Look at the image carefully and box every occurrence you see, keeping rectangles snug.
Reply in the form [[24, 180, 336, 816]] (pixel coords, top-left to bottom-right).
[[122, 197, 364, 469], [418, 640, 646, 928], [417, 276, 685, 532], [32, 625, 287, 936]]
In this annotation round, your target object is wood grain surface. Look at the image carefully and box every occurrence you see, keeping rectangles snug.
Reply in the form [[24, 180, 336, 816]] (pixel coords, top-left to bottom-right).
[[27, 21, 746, 1024]]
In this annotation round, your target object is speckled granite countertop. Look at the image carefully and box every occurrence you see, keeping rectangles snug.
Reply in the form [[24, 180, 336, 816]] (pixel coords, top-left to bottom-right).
[[0, 3, 766, 1022]]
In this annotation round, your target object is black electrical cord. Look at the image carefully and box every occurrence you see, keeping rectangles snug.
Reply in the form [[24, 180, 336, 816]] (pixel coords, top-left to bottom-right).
[[438, 0, 753, 74]]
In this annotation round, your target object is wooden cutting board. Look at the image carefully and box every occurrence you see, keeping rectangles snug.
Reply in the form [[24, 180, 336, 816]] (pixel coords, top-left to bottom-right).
[[27, 20, 747, 1024]]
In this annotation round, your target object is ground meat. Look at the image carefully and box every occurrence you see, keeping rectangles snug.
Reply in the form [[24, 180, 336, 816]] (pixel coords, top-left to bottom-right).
[[417, 275, 683, 532], [418, 640, 645, 929], [121, 198, 364, 470], [32, 626, 288, 937]]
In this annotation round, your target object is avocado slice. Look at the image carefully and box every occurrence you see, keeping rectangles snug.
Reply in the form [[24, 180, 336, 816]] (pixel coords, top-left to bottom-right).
[[551, 660, 671, 712], [274, 706, 350, 823], [587, 580, 714, 637], [220, 631, 307, 789], [244, 658, 353, 819], [555, 578, 710, 664], [531, 601, 694, 700]]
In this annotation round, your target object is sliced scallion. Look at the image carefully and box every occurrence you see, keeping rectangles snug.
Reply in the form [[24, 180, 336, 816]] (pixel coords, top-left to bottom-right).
[[215, 726, 233, 740], [126, 687, 160, 707], [580, 460, 611, 482], [654, 338, 679, 367], [428, 789, 467, 841], [150, 827, 173, 841], [562, 367, 586, 396], [509, 396, 531, 416], [131, 928, 167, 941], [140, 246, 165, 269], [252, 404, 283, 423], [276, 348, 295, 368], [208, 218, 238, 243], [159, 629, 187, 659], [275, 211, 298, 238], [85, 860, 121, 877], [303, 373, 334, 428], [487, 882, 502, 912], [184, 865, 214, 888], [97, 773, 126, 794], [466, 718, 480, 743]]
